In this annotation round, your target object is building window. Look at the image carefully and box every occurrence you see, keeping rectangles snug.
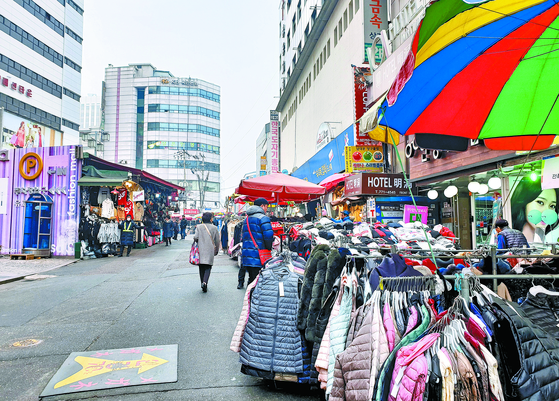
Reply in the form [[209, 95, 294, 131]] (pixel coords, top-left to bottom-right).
[[61, 118, 79, 131], [147, 86, 220, 102], [292, 15, 296, 33], [147, 104, 220, 120], [64, 57, 82, 73], [355, 0, 359, 13], [136, 88, 145, 169], [327, 39, 331, 58], [146, 122, 220, 137], [0, 53, 62, 98], [65, 26, 83, 44], [0, 15, 65, 67], [334, 27, 338, 46], [344, 10, 348, 31], [146, 159, 220, 173], [147, 140, 220, 155], [323, 46, 326, 65], [14, 0, 64, 36], [349, 1, 354, 22], [0, 93, 61, 131], [287, 31, 291, 49], [338, 19, 343, 39], [63, 88, 80, 101], [67, 0, 84, 15]]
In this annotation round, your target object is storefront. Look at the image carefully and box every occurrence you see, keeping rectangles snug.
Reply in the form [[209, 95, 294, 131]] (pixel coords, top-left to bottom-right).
[[0, 146, 81, 256], [404, 135, 559, 248], [343, 173, 439, 225]]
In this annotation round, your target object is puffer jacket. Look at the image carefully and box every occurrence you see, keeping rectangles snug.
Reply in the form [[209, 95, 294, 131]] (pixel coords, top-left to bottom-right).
[[492, 298, 559, 400], [306, 249, 346, 343], [455, 351, 480, 401], [297, 245, 330, 331], [519, 292, 559, 340], [241, 206, 274, 268], [388, 333, 439, 401], [240, 267, 304, 373], [230, 277, 260, 353]]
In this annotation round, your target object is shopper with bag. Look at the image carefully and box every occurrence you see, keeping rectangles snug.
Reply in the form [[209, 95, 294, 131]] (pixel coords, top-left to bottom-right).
[[239, 198, 274, 288], [193, 212, 220, 293]]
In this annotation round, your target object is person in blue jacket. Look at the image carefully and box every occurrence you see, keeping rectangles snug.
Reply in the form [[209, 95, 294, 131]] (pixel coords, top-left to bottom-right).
[[162, 215, 174, 246], [118, 215, 137, 257], [238, 198, 274, 289], [331, 210, 352, 224]]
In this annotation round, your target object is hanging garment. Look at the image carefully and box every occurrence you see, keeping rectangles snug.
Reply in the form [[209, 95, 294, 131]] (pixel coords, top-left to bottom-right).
[[454, 351, 480, 401], [297, 245, 330, 331], [519, 292, 559, 340], [117, 188, 128, 206], [134, 202, 144, 221], [438, 348, 455, 401], [239, 267, 304, 374], [230, 277, 260, 353], [124, 200, 134, 219], [97, 186, 111, 204], [101, 198, 115, 219]]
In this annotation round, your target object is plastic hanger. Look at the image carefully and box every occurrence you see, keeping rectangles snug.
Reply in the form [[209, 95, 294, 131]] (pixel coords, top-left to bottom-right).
[[529, 285, 559, 297]]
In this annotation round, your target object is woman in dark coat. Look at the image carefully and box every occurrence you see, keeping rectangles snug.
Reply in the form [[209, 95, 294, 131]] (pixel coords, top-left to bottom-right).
[[118, 215, 137, 257], [162, 216, 173, 246]]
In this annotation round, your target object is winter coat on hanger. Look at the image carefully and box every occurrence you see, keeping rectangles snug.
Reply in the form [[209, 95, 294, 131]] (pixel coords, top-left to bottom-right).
[[492, 298, 559, 400], [369, 253, 423, 291], [297, 245, 330, 331], [519, 292, 559, 341], [230, 277, 260, 353]]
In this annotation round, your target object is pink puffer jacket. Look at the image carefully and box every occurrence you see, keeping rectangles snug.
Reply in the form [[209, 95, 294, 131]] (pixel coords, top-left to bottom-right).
[[383, 294, 400, 352], [230, 277, 259, 352], [388, 333, 440, 401], [404, 306, 419, 336]]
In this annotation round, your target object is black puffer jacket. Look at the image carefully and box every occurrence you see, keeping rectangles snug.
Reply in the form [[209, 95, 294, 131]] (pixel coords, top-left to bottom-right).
[[492, 298, 559, 400], [306, 249, 345, 343], [297, 245, 330, 331], [519, 293, 559, 341]]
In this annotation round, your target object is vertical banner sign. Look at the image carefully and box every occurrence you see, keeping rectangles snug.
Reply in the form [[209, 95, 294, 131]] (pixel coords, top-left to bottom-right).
[[353, 67, 378, 147], [364, 0, 389, 63], [270, 111, 280, 173]]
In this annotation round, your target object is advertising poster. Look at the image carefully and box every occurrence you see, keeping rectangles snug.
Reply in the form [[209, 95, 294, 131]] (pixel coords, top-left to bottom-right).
[[508, 175, 559, 244], [344, 146, 384, 173], [1, 110, 63, 149]]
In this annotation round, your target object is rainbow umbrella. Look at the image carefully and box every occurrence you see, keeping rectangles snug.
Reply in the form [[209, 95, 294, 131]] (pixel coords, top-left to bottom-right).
[[377, 0, 559, 151]]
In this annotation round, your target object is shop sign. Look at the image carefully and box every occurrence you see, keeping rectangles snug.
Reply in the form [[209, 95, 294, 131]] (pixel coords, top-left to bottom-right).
[[1, 75, 32, 97], [260, 156, 267, 171], [345, 173, 416, 196], [542, 156, 559, 189], [364, 0, 388, 63], [345, 146, 384, 173], [67, 146, 78, 217], [403, 204, 428, 224], [353, 66, 378, 147], [270, 111, 280, 173], [316, 123, 332, 151], [184, 208, 199, 215], [160, 78, 198, 86], [132, 190, 145, 201], [19, 152, 43, 180]]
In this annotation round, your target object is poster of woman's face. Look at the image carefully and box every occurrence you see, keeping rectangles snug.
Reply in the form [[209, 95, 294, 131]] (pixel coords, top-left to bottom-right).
[[510, 177, 559, 242]]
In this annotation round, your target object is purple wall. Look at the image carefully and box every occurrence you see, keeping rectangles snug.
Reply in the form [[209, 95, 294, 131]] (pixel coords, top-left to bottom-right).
[[0, 146, 81, 256]]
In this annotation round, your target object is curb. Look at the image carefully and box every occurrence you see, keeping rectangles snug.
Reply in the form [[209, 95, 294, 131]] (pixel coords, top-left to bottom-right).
[[0, 259, 79, 285]]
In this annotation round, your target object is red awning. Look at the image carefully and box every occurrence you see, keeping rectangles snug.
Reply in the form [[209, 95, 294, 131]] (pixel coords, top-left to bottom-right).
[[236, 173, 325, 202], [319, 173, 352, 192]]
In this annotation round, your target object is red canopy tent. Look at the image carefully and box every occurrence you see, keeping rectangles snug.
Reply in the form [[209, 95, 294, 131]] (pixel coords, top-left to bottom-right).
[[319, 173, 352, 192], [235, 173, 326, 203]]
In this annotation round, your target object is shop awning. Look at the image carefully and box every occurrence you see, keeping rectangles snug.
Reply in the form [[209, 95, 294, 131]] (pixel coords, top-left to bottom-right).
[[358, 92, 400, 146], [78, 166, 129, 187]]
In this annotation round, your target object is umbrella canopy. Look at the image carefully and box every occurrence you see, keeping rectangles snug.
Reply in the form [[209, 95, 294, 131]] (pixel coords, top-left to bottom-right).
[[236, 173, 325, 202], [376, 0, 559, 151], [319, 173, 353, 192]]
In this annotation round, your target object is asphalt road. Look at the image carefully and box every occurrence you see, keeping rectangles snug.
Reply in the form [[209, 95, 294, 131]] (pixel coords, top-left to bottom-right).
[[0, 237, 321, 400]]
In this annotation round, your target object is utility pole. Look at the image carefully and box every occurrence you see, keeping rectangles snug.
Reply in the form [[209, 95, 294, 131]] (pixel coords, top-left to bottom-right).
[[191, 153, 210, 211]]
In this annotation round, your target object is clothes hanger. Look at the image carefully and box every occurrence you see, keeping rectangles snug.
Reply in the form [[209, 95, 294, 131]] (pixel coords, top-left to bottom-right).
[[529, 285, 559, 297]]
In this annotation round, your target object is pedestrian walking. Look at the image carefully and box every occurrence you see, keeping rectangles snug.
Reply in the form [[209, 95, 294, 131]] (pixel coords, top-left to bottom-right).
[[172, 218, 179, 241], [194, 212, 220, 292], [163, 216, 173, 246], [180, 217, 187, 240], [238, 198, 274, 289], [118, 215, 137, 257]]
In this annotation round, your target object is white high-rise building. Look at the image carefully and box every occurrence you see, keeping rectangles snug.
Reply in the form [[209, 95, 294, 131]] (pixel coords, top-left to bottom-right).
[[80, 93, 101, 130], [0, 0, 83, 148], [102, 64, 221, 209]]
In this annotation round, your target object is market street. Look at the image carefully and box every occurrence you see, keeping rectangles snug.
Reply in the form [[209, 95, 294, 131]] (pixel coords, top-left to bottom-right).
[[0, 238, 319, 401]]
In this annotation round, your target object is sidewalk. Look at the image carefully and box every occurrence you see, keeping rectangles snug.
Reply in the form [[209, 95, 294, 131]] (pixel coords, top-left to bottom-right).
[[0, 256, 77, 285]]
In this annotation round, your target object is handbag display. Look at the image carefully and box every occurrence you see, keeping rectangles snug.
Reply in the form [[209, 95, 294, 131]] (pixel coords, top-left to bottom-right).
[[246, 218, 272, 265], [189, 241, 200, 265]]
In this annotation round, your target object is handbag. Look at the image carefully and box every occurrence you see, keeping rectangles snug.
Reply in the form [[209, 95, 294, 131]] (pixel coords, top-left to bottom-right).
[[246, 218, 272, 266], [189, 241, 200, 265]]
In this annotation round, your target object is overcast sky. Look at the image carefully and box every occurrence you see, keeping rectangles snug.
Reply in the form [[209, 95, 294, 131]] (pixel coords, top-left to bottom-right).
[[81, 0, 279, 199]]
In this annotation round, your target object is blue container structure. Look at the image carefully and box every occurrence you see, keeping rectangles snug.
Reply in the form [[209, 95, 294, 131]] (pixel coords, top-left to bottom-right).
[[23, 193, 53, 257]]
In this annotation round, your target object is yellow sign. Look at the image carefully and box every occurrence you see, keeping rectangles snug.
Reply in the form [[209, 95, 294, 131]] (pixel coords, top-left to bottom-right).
[[19, 152, 43, 180], [54, 353, 168, 389], [344, 146, 384, 173]]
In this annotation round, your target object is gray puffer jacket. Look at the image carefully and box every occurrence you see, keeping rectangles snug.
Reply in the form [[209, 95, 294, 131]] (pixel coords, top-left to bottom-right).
[[240, 267, 304, 374]]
